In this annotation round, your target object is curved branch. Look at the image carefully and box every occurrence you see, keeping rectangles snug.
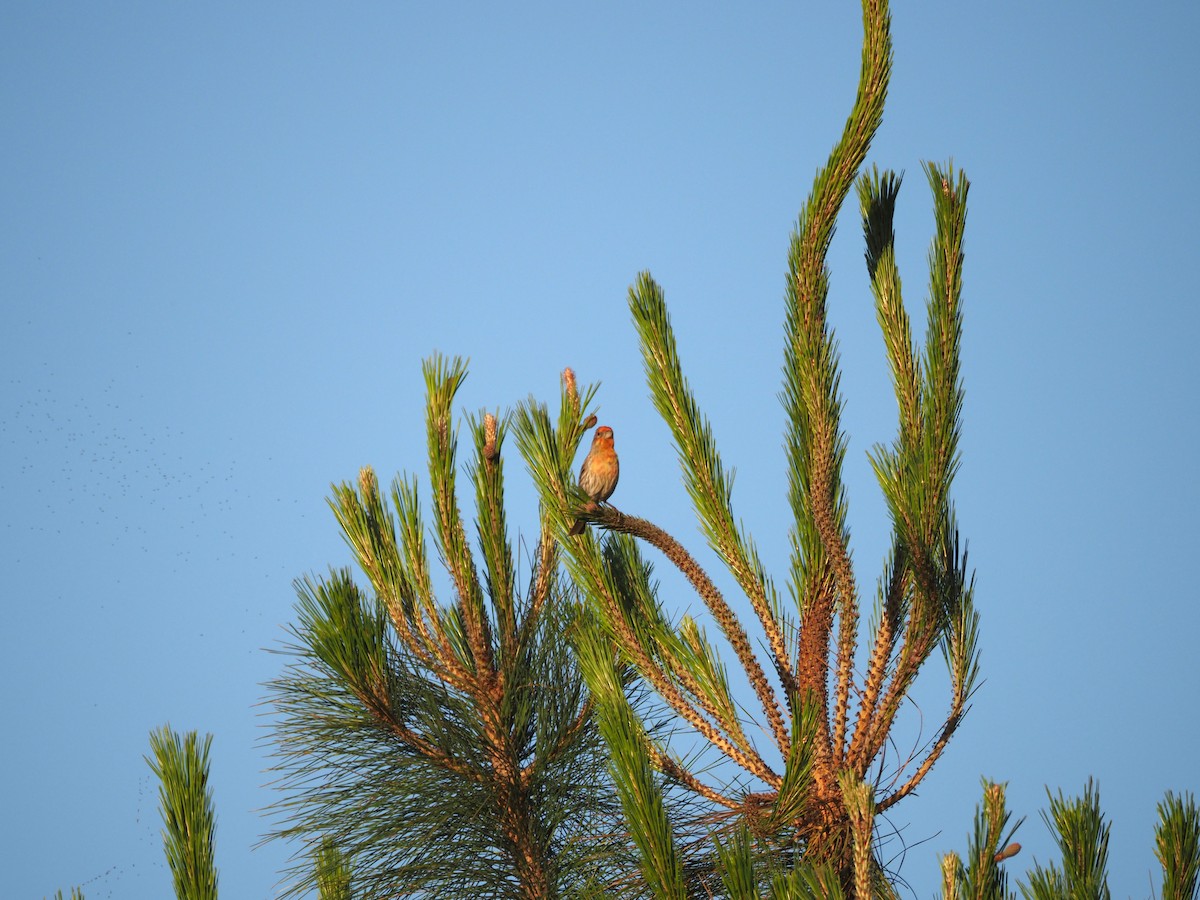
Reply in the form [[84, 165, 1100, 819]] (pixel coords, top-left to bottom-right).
[[588, 505, 792, 761]]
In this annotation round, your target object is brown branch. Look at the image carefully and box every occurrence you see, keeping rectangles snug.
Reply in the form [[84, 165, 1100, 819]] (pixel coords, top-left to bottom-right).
[[846, 558, 908, 773], [336, 477, 474, 694], [527, 522, 558, 625], [786, 0, 891, 769], [475, 697, 554, 900], [366, 476, 484, 695], [511, 525, 560, 686], [592, 505, 792, 760], [354, 677, 484, 784], [794, 565, 838, 799], [853, 508, 943, 769], [575, 541, 781, 788], [520, 697, 594, 790], [859, 612, 939, 778], [807, 426, 859, 764], [425, 399, 497, 686], [375, 526, 474, 695], [876, 707, 964, 813], [652, 746, 740, 810], [437, 502, 497, 681]]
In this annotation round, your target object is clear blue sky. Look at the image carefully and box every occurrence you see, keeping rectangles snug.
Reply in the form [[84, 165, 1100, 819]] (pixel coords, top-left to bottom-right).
[[3, 2, 1198, 897]]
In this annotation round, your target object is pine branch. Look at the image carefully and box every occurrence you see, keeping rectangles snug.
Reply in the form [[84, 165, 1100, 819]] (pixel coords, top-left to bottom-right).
[[470, 410, 515, 660], [783, 0, 892, 771], [524, 521, 559, 628], [270, 358, 627, 899], [838, 771, 877, 900], [1020, 780, 1111, 900], [848, 544, 909, 775], [714, 825, 761, 900], [629, 272, 799, 722], [588, 528, 779, 786], [391, 472, 453, 656], [859, 167, 921, 448], [922, 163, 969, 520], [847, 168, 918, 774], [652, 745, 739, 811], [146, 726, 219, 900], [850, 165, 976, 797], [593, 502, 791, 763], [1155, 791, 1200, 900], [939, 780, 1022, 900], [314, 837, 353, 900], [877, 537, 979, 811], [575, 623, 689, 900], [515, 398, 782, 787], [290, 570, 485, 782], [424, 354, 498, 683], [331, 471, 472, 691]]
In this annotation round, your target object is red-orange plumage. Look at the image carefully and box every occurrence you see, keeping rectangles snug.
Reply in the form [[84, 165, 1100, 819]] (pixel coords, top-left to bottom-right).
[[569, 425, 619, 535]]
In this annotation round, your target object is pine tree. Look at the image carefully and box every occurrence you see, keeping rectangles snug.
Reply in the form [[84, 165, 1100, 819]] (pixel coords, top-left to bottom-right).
[[516, 0, 977, 892], [116, 1, 1200, 897], [265, 357, 633, 898]]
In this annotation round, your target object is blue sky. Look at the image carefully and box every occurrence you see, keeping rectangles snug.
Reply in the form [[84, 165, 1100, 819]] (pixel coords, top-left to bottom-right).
[[3, 2, 1198, 897]]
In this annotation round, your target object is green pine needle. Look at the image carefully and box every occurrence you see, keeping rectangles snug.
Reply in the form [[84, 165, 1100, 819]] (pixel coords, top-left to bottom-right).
[[1156, 792, 1200, 900], [145, 725, 219, 900]]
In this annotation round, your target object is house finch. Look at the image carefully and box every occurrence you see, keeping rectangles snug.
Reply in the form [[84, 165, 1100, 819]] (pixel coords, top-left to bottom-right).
[[568, 425, 619, 535]]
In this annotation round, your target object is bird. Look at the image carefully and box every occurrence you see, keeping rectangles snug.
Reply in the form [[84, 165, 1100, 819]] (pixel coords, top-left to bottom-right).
[[568, 425, 619, 535]]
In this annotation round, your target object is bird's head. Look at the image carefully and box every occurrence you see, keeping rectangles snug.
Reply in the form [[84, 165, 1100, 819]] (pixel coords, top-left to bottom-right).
[[594, 425, 614, 445]]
